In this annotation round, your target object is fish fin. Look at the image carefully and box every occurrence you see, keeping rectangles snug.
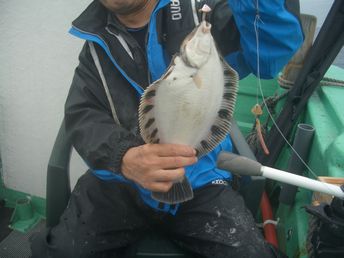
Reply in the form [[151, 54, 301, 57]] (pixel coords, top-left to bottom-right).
[[196, 61, 239, 157], [193, 73, 203, 88], [138, 81, 161, 143], [138, 61, 177, 143], [151, 176, 194, 204]]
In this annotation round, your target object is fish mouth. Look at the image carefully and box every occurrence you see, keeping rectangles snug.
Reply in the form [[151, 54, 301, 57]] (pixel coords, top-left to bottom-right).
[[201, 21, 211, 33], [181, 21, 212, 45], [179, 21, 212, 67]]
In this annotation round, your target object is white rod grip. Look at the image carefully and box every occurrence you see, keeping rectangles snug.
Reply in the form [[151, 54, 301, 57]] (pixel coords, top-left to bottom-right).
[[261, 166, 344, 199]]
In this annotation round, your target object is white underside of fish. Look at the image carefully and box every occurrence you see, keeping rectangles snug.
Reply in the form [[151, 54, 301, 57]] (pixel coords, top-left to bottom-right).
[[139, 54, 237, 157], [154, 55, 224, 147]]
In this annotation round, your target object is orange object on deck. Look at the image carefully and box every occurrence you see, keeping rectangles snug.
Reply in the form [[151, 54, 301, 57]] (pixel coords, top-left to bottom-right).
[[260, 191, 278, 248]]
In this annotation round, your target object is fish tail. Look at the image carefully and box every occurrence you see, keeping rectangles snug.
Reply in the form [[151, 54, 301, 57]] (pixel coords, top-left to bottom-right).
[[151, 176, 194, 204]]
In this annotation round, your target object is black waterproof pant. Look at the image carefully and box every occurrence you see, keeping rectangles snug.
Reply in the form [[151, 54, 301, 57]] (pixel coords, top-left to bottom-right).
[[31, 171, 282, 258]]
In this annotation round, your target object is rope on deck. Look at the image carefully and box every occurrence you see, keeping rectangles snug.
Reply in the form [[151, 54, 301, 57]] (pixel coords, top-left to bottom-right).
[[278, 75, 344, 89]]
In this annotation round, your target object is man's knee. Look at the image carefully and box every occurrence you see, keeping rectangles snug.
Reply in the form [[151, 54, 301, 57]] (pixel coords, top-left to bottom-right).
[[30, 227, 80, 258]]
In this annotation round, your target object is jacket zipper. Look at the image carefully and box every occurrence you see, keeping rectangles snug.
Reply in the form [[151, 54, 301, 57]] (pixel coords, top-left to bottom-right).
[[145, 27, 152, 85]]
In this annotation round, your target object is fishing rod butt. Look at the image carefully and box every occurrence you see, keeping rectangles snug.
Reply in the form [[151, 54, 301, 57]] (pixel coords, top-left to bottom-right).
[[217, 152, 263, 177]]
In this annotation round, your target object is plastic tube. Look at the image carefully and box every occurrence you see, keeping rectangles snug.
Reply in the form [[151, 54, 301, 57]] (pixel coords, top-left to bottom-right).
[[279, 123, 315, 205]]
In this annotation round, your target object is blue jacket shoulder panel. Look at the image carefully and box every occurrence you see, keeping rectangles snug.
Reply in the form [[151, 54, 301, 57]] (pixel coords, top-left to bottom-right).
[[226, 0, 304, 79]]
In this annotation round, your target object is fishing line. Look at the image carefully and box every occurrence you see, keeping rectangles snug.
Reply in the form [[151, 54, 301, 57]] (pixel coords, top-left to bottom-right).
[[253, 0, 338, 198], [254, 0, 260, 106]]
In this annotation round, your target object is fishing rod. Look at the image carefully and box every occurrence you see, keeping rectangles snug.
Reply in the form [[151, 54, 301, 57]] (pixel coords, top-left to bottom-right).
[[217, 152, 344, 200]]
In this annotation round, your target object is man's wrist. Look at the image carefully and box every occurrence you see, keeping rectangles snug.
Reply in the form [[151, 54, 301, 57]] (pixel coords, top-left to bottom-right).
[[114, 137, 144, 173]]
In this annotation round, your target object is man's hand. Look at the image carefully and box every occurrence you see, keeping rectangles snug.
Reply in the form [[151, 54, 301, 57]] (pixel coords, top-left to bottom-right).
[[121, 144, 197, 193]]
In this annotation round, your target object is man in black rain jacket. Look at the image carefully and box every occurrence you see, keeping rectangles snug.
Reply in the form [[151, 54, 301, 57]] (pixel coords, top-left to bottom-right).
[[31, 0, 303, 257]]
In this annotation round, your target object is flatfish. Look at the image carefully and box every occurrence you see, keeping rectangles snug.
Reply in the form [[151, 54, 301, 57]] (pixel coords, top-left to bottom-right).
[[139, 5, 238, 204]]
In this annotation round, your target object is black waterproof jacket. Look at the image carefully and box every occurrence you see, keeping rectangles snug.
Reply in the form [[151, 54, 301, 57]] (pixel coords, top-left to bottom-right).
[[65, 0, 303, 187], [65, 0, 242, 173]]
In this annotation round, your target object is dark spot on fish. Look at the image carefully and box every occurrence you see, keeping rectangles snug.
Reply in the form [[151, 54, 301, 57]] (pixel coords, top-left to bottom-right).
[[150, 128, 158, 139], [142, 105, 154, 114], [201, 140, 209, 149], [145, 90, 156, 99], [144, 118, 155, 129], [173, 77, 177, 80], [223, 93, 233, 100], [224, 69, 232, 76], [224, 81, 232, 88], [211, 125, 222, 136], [218, 109, 229, 119]]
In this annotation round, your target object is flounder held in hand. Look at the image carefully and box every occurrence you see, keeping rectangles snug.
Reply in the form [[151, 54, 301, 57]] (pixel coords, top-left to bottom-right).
[[139, 7, 238, 204]]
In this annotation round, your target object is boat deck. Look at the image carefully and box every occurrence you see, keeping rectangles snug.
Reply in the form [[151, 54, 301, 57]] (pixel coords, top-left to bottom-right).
[[0, 200, 46, 257], [0, 202, 12, 242]]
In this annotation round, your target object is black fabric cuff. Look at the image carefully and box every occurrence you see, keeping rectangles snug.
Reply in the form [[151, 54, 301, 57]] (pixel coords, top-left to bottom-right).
[[107, 136, 144, 173]]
